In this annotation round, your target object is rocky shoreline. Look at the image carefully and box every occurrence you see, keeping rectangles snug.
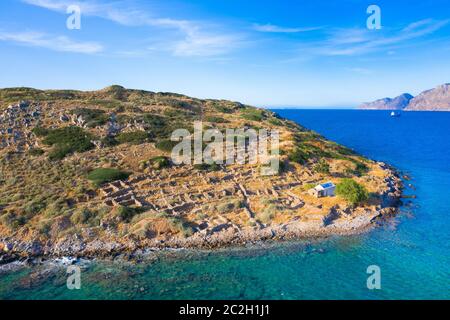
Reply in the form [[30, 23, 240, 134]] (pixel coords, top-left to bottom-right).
[[0, 165, 403, 265]]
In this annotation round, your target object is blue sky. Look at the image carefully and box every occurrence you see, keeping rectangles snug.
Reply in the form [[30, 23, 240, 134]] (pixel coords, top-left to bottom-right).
[[0, 0, 449, 107]]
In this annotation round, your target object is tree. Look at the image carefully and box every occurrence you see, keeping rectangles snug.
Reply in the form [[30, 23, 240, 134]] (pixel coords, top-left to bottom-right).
[[336, 179, 369, 206]]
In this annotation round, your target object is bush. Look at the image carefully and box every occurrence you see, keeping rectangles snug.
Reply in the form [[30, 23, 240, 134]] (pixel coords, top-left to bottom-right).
[[352, 161, 369, 177], [72, 108, 109, 128], [289, 144, 329, 165], [155, 139, 179, 152], [149, 156, 171, 169], [241, 108, 266, 121], [23, 200, 46, 218], [101, 135, 119, 147], [194, 163, 221, 171], [267, 117, 283, 126], [314, 160, 330, 174], [114, 206, 144, 223], [142, 114, 166, 127], [48, 144, 73, 161], [28, 148, 45, 156], [87, 168, 130, 186], [70, 208, 94, 225], [116, 131, 150, 145], [42, 126, 94, 160], [336, 179, 369, 206], [1, 212, 27, 230], [213, 104, 232, 114], [167, 216, 194, 237], [32, 127, 49, 137], [37, 220, 51, 235], [205, 116, 228, 123]]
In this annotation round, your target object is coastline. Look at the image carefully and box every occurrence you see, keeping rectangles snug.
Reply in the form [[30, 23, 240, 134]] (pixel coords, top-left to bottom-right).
[[0, 163, 403, 264]]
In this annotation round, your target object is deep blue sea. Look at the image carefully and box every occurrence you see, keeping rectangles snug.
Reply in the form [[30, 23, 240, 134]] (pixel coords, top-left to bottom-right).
[[1, 110, 449, 300]]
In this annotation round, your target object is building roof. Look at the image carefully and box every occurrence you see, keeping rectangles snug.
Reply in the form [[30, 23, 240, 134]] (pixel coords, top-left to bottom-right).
[[314, 182, 335, 191], [321, 182, 335, 189]]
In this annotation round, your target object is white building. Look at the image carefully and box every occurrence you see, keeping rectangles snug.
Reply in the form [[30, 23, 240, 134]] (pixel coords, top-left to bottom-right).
[[308, 182, 336, 198]]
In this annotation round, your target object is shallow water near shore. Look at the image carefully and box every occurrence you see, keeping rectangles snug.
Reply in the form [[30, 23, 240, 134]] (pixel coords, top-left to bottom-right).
[[1, 110, 449, 300]]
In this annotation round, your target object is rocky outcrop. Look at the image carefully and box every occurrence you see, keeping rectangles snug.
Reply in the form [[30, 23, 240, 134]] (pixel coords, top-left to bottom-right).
[[358, 93, 413, 110], [405, 84, 450, 111]]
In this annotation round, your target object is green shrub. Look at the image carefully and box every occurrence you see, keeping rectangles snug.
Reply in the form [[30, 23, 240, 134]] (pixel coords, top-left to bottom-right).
[[241, 108, 266, 121], [37, 220, 51, 235], [42, 126, 94, 160], [48, 144, 73, 161], [32, 127, 49, 137], [1, 212, 27, 230], [194, 163, 221, 171], [352, 161, 369, 177], [336, 179, 369, 206], [142, 113, 166, 127], [141, 114, 179, 139], [301, 183, 316, 191], [149, 156, 171, 169], [167, 216, 194, 237], [87, 99, 124, 109], [205, 116, 228, 123], [213, 104, 232, 114], [87, 168, 130, 186], [155, 139, 179, 152], [115, 206, 144, 223], [289, 144, 330, 165], [70, 208, 94, 225], [116, 131, 150, 145], [28, 148, 45, 156], [23, 200, 46, 218], [314, 159, 330, 174], [72, 108, 109, 128], [101, 135, 119, 147], [267, 117, 283, 126]]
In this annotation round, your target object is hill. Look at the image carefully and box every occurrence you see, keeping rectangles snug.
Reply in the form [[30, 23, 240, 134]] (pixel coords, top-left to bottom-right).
[[405, 84, 450, 111], [358, 93, 413, 110], [0, 86, 402, 258], [358, 83, 450, 111]]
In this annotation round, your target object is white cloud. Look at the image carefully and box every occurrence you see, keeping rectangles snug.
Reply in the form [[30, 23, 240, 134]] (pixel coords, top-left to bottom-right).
[[346, 67, 374, 75], [171, 32, 240, 57], [22, 0, 244, 57], [253, 23, 323, 33], [297, 19, 449, 57], [0, 30, 103, 54]]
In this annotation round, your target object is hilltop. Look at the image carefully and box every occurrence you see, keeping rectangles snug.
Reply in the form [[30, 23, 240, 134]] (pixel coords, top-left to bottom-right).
[[358, 93, 413, 110], [405, 84, 450, 111], [358, 83, 450, 111], [0, 86, 402, 259]]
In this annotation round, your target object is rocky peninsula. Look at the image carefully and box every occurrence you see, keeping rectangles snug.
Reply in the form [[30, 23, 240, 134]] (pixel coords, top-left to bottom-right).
[[0, 86, 403, 263]]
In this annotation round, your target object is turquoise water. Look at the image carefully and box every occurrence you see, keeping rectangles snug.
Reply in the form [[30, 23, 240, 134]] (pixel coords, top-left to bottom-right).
[[1, 110, 449, 300]]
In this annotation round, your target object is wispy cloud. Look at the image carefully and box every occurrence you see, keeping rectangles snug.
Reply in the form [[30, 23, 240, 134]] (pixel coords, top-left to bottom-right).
[[253, 23, 323, 33], [297, 19, 449, 57], [22, 0, 244, 57], [346, 67, 374, 75], [0, 30, 103, 54]]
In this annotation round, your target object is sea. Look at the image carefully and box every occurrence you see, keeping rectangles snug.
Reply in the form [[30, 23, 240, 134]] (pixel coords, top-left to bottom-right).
[[1, 109, 449, 300]]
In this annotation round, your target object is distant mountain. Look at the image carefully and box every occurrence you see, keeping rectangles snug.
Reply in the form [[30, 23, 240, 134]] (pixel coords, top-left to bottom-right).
[[358, 93, 413, 110], [405, 84, 450, 111]]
